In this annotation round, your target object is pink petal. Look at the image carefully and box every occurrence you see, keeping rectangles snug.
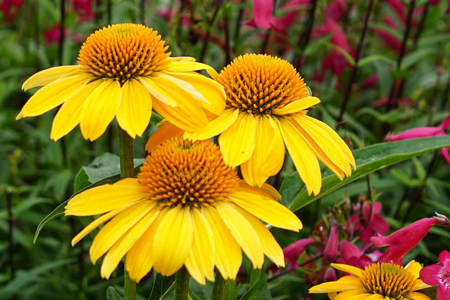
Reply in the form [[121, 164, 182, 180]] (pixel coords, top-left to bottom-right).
[[439, 250, 450, 264], [243, 0, 273, 29], [324, 0, 347, 21], [439, 117, 450, 130], [420, 264, 442, 285], [324, 226, 339, 260], [283, 237, 315, 266], [437, 284, 450, 300], [441, 147, 450, 164], [340, 240, 361, 261]]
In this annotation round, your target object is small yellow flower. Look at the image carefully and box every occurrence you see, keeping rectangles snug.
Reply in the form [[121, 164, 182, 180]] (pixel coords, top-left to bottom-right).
[[309, 262, 431, 300], [18, 23, 225, 141], [65, 137, 302, 284], [147, 54, 356, 195]]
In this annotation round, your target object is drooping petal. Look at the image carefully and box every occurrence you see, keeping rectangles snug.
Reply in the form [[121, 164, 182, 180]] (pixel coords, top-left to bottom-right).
[[272, 97, 321, 115], [139, 77, 177, 106], [152, 206, 194, 276], [65, 178, 146, 216], [152, 72, 208, 104], [219, 112, 258, 167], [237, 180, 281, 201], [116, 79, 152, 138], [277, 118, 322, 195], [145, 122, 184, 152], [331, 263, 364, 278], [184, 108, 239, 141], [100, 203, 159, 279], [17, 73, 91, 119], [89, 201, 155, 264], [230, 191, 302, 231], [125, 208, 168, 283], [185, 209, 215, 285], [309, 276, 365, 293], [22, 65, 81, 91], [203, 207, 242, 280], [216, 201, 264, 269], [80, 79, 122, 141], [165, 60, 219, 75], [51, 80, 102, 141]]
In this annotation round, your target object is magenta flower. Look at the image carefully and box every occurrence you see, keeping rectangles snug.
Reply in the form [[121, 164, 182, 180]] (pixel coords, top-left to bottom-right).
[[45, 24, 69, 45], [72, 0, 95, 20], [0, 0, 22, 21], [385, 117, 450, 164], [347, 202, 390, 243], [324, 226, 339, 261], [376, 16, 402, 51], [372, 97, 411, 108], [336, 241, 380, 269], [283, 238, 315, 271], [324, 0, 348, 21], [370, 215, 450, 265], [429, 0, 442, 6], [420, 250, 450, 300]]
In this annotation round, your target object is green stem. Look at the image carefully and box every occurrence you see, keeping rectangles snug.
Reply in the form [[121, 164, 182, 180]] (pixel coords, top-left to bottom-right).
[[175, 267, 190, 300], [211, 273, 229, 300], [118, 128, 136, 300]]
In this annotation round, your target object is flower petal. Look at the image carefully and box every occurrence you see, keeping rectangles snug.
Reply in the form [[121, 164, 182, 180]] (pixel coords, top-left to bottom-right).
[[185, 209, 215, 285], [418, 264, 440, 286], [331, 263, 363, 277], [89, 201, 155, 264], [145, 122, 184, 152], [405, 260, 422, 278], [152, 72, 208, 104], [219, 112, 257, 167], [272, 97, 321, 115], [152, 206, 193, 276], [216, 201, 264, 269], [80, 79, 122, 141], [65, 178, 146, 216], [277, 118, 322, 195], [184, 108, 239, 141], [334, 290, 369, 300], [230, 191, 302, 231], [116, 79, 152, 138], [406, 293, 431, 300], [237, 180, 281, 201], [22, 65, 81, 90], [51, 80, 102, 141], [139, 77, 177, 106], [203, 207, 242, 280], [309, 276, 365, 293], [17, 73, 91, 119]]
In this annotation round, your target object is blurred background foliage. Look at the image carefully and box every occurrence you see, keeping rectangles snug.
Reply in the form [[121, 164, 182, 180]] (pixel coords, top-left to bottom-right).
[[0, 0, 449, 299]]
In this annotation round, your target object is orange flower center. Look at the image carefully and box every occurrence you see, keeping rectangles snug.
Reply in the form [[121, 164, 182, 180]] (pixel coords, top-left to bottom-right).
[[78, 23, 171, 84], [216, 54, 310, 116], [138, 138, 239, 209], [360, 263, 416, 299]]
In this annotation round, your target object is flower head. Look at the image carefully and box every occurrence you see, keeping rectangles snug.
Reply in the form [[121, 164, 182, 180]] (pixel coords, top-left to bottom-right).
[[65, 137, 302, 284], [147, 54, 355, 195], [309, 261, 431, 300], [420, 250, 450, 300], [18, 23, 225, 141]]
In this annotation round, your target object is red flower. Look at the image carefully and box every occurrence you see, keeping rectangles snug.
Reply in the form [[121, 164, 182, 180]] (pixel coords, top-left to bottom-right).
[[72, 0, 95, 20], [324, 226, 339, 261], [336, 241, 380, 269], [375, 16, 402, 51], [283, 238, 315, 271], [0, 0, 23, 21], [420, 250, 450, 300], [45, 24, 69, 45]]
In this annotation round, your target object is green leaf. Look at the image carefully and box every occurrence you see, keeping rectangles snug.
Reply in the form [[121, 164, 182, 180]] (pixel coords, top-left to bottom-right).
[[150, 111, 164, 126], [283, 136, 450, 212], [107, 286, 124, 300], [358, 54, 396, 67], [240, 269, 272, 300], [400, 49, 435, 69], [148, 273, 176, 300]]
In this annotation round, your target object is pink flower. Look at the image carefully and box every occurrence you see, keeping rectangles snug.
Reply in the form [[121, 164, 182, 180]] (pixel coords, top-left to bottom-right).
[[370, 215, 450, 265], [376, 16, 402, 51], [72, 0, 95, 20], [420, 250, 450, 300], [348, 202, 390, 243], [324, 0, 347, 21], [385, 117, 450, 164], [283, 237, 315, 271], [324, 226, 339, 260], [372, 97, 411, 108], [360, 75, 378, 90], [429, 0, 442, 6], [336, 241, 380, 269], [243, 0, 309, 35], [45, 24, 69, 45], [0, 0, 23, 21]]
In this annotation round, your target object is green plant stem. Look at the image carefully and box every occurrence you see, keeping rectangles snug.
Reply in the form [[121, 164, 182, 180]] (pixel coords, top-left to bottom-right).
[[211, 273, 228, 300], [118, 128, 136, 300], [175, 267, 189, 300]]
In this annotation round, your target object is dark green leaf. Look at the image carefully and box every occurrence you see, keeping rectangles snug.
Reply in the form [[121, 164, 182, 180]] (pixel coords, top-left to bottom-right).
[[148, 273, 176, 300], [240, 269, 272, 300], [107, 286, 124, 300], [283, 136, 450, 212]]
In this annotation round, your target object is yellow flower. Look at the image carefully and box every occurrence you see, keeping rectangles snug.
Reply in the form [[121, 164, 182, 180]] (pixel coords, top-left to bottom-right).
[[309, 262, 431, 300], [17, 23, 225, 141], [65, 137, 302, 284], [146, 54, 355, 195]]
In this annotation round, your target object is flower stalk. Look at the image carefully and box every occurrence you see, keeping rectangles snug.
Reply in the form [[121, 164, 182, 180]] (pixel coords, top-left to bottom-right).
[[211, 273, 230, 300], [175, 267, 190, 300]]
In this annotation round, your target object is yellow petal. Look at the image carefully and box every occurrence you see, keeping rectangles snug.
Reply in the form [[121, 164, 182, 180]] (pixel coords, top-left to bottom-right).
[[139, 77, 177, 106], [90, 201, 155, 264], [216, 201, 264, 269], [303, 115, 356, 169], [348, 293, 373, 300], [237, 180, 281, 201], [152, 206, 194, 276], [17, 73, 91, 119], [71, 203, 135, 246], [125, 208, 168, 283], [22, 65, 81, 91], [412, 280, 430, 291], [51, 80, 102, 141], [116, 79, 152, 138], [309, 276, 365, 293], [145, 122, 184, 152], [152, 72, 208, 104], [273, 97, 321, 115], [236, 206, 285, 267], [331, 263, 363, 278], [364, 295, 384, 300], [203, 207, 242, 280], [165, 61, 218, 73], [219, 112, 257, 167], [241, 116, 284, 186], [185, 209, 215, 285], [152, 96, 208, 132], [164, 71, 225, 116], [80, 79, 122, 141], [277, 118, 322, 196], [407, 292, 431, 300], [260, 183, 282, 201], [184, 108, 238, 141], [333, 290, 368, 300], [405, 260, 421, 278], [65, 178, 146, 216], [230, 191, 302, 231], [100, 203, 159, 279]]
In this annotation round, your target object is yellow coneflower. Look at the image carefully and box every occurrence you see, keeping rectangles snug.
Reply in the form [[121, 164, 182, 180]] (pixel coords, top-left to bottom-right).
[[146, 54, 355, 195], [309, 262, 431, 300], [18, 23, 225, 141], [65, 137, 302, 284]]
